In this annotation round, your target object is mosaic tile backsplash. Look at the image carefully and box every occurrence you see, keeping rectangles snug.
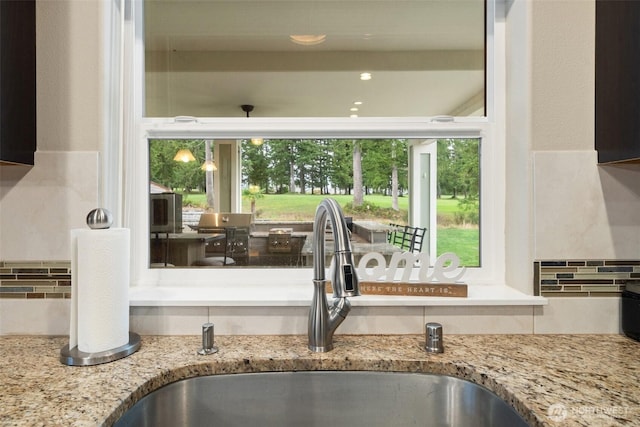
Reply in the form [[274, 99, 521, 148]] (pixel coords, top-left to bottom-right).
[[0, 261, 71, 299], [534, 260, 639, 297], [2, 259, 636, 299]]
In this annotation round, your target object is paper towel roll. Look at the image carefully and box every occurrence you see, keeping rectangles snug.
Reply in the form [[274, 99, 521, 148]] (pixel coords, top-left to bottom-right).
[[70, 228, 130, 353]]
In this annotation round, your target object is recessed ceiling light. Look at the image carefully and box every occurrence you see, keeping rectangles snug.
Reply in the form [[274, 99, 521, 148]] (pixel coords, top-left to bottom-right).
[[360, 72, 372, 81], [350, 114, 358, 118], [354, 101, 363, 105], [350, 107, 358, 112], [289, 35, 326, 45]]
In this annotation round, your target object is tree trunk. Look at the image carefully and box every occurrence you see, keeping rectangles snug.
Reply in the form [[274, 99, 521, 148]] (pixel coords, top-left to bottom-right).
[[353, 141, 363, 207], [391, 163, 399, 211], [289, 160, 296, 193], [204, 140, 215, 210], [299, 168, 306, 194]]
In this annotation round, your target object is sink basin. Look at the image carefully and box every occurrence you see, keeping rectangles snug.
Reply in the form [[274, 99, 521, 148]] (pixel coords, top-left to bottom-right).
[[115, 371, 528, 427]]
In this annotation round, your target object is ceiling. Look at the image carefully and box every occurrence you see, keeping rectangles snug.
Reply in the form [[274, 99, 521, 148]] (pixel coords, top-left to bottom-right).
[[144, 0, 486, 118]]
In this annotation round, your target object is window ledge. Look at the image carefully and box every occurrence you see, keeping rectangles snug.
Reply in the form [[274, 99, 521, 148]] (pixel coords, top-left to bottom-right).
[[129, 283, 547, 307]]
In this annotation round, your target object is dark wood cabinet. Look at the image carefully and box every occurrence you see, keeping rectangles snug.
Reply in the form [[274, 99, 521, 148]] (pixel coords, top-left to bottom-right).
[[595, 0, 640, 164], [0, 0, 36, 166]]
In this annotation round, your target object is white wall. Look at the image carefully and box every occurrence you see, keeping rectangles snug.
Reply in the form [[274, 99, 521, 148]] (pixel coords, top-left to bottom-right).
[[527, 0, 635, 332], [0, 0, 633, 335], [0, 1, 103, 260], [0, 151, 99, 260]]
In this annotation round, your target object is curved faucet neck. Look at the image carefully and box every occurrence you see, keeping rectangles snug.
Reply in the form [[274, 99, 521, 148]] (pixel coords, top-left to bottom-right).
[[312, 198, 353, 281]]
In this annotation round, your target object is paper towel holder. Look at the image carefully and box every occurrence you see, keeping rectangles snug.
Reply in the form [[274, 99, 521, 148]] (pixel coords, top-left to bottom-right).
[[60, 208, 140, 366], [60, 332, 141, 366]]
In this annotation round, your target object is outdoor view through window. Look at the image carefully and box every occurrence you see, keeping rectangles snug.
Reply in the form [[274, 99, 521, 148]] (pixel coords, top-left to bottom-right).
[[149, 138, 480, 269], [144, 0, 486, 270]]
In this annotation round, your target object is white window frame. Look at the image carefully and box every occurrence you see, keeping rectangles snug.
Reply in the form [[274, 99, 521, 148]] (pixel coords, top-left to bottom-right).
[[122, 0, 508, 291]]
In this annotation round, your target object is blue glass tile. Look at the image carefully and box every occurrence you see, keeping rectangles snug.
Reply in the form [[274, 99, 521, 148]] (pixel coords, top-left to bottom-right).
[[540, 261, 567, 267], [597, 267, 633, 273]]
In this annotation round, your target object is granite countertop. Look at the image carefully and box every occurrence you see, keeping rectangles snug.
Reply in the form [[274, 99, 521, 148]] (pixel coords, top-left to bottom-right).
[[1, 334, 639, 426]]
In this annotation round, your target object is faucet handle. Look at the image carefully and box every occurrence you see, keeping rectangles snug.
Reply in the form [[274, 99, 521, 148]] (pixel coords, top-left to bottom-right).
[[331, 254, 360, 298]]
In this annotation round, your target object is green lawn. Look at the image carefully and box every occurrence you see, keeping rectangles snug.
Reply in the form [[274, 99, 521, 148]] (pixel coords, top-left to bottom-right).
[[183, 192, 410, 220], [184, 192, 466, 223], [436, 197, 463, 214], [246, 194, 410, 221], [180, 192, 479, 266], [437, 228, 480, 267]]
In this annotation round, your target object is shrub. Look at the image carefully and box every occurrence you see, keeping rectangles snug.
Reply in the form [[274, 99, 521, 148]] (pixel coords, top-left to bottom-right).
[[343, 200, 408, 223], [454, 197, 479, 226]]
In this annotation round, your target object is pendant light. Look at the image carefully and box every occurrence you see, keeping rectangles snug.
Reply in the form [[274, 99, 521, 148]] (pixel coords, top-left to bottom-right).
[[201, 160, 217, 171], [241, 104, 263, 146], [173, 148, 196, 162], [201, 139, 217, 171]]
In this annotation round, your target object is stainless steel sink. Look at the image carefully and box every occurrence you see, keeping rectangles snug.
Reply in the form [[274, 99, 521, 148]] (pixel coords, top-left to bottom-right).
[[115, 371, 529, 427]]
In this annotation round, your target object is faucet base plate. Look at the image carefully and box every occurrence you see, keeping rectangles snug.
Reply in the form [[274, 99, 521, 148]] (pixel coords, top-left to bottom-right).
[[308, 344, 333, 353]]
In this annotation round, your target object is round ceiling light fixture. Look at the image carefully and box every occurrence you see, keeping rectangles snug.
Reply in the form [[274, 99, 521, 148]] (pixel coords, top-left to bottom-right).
[[241, 104, 255, 117], [289, 35, 326, 46]]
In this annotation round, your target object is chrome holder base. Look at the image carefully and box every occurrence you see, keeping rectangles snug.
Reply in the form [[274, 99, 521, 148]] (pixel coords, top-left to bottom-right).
[[197, 346, 218, 355], [60, 332, 141, 366]]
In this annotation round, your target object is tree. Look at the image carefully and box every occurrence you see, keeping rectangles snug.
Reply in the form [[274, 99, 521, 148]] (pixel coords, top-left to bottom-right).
[[267, 139, 296, 193], [295, 140, 323, 194], [289, 146, 296, 194], [437, 138, 479, 199], [352, 140, 363, 206], [329, 139, 353, 194], [391, 140, 399, 210], [242, 185, 264, 215], [359, 139, 408, 207], [149, 139, 204, 193], [391, 139, 409, 202], [361, 139, 388, 193], [242, 139, 270, 190], [204, 140, 215, 210], [149, 139, 178, 189], [311, 139, 332, 194]]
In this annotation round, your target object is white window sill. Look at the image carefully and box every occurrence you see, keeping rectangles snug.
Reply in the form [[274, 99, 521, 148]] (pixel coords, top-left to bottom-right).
[[129, 283, 547, 307]]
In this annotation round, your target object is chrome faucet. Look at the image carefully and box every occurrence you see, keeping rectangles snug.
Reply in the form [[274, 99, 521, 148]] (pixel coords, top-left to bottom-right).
[[308, 198, 360, 352]]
